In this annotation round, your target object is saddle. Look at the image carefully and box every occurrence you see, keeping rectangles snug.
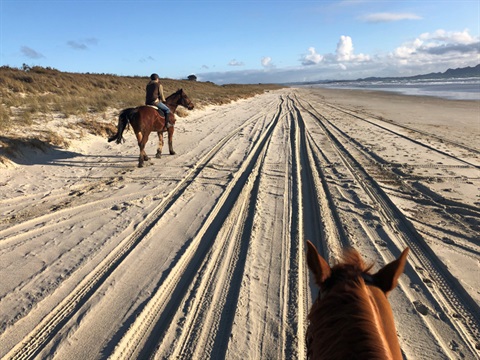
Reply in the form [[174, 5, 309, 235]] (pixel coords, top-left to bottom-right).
[[146, 105, 166, 118], [146, 105, 171, 128]]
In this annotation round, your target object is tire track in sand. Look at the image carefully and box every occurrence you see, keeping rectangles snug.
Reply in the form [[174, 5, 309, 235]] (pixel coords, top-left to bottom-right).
[[325, 102, 480, 159], [109, 97, 287, 359], [4, 105, 273, 360], [296, 95, 480, 357]]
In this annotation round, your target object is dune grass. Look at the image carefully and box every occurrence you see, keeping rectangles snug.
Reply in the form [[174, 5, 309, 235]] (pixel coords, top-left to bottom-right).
[[0, 65, 282, 131], [0, 66, 283, 162]]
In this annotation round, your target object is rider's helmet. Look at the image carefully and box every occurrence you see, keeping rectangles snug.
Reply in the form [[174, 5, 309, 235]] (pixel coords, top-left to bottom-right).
[[150, 73, 159, 80]]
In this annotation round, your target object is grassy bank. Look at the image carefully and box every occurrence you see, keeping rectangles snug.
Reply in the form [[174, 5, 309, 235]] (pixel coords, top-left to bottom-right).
[[0, 66, 282, 164], [0, 66, 282, 129]]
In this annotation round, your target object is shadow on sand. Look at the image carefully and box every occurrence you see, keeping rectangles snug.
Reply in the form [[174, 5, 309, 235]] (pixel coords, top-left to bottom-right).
[[0, 136, 84, 166]]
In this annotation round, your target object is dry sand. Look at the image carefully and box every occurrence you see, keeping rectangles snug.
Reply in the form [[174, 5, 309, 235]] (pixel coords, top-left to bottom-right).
[[0, 88, 479, 359]]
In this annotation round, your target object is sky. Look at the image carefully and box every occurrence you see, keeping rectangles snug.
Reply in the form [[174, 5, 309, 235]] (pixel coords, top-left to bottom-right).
[[1, 0, 479, 84]]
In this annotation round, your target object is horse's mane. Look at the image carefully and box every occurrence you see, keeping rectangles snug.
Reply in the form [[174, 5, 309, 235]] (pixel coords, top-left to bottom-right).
[[307, 249, 392, 360], [166, 88, 183, 100]]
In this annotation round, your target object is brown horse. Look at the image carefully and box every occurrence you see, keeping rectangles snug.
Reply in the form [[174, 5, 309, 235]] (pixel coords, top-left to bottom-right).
[[108, 89, 194, 167], [306, 241, 409, 360]]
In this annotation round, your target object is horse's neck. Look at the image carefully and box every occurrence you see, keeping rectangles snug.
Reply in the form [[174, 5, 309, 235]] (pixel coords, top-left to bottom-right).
[[166, 102, 178, 112], [367, 286, 402, 359], [165, 94, 180, 112], [308, 284, 395, 360]]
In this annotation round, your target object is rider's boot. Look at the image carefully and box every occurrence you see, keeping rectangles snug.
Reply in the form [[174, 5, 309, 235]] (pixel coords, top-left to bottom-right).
[[165, 112, 172, 128]]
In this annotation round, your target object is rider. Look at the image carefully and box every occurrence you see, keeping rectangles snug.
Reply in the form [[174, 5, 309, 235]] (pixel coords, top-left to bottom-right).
[[145, 73, 172, 128]]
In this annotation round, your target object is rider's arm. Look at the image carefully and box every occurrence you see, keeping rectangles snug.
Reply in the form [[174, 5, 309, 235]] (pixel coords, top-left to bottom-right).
[[159, 84, 166, 102]]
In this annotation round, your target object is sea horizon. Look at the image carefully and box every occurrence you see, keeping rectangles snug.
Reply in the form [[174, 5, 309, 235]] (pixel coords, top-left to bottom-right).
[[305, 77, 480, 101]]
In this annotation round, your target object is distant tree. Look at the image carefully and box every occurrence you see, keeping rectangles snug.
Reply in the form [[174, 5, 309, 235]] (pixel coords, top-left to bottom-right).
[[187, 74, 197, 81]]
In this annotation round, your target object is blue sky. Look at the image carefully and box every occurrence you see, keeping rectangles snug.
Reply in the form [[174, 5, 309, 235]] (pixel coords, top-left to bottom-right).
[[1, 0, 479, 84]]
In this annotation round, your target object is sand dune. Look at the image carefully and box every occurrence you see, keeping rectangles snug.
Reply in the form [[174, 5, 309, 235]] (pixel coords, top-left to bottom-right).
[[0, 88, 479, 359]]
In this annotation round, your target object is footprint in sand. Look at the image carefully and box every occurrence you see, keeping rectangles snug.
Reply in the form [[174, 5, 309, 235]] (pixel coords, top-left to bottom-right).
[[442, 237, 455, 245], [410, 283, 422, 293], [423, 277, 434, 288], [413, 300, 430, 316], [111, 202, 131, 211]]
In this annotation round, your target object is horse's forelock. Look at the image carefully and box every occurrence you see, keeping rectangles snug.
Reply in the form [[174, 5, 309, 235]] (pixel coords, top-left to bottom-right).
[[307, 249, 393, 359], [322, 249, 373, 290], [307, 278, 392, 359], [337, 248, 373, 272]]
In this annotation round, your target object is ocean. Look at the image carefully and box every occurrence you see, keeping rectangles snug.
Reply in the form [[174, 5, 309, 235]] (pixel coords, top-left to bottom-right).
[[312, 77, 480, 101]]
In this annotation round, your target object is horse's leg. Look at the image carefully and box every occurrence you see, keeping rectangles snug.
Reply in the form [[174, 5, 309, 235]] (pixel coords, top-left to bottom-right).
[[168, 127, 175, 155], [136, 131, 149, 167], [156, 131, 163, 158]]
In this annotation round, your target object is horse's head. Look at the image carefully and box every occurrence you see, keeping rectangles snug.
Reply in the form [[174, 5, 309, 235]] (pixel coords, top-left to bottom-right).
[[165, 89, 195, 110], [306, 241, 408, 298], [177, 89, 194, 110], [306, 241, 409, 359]]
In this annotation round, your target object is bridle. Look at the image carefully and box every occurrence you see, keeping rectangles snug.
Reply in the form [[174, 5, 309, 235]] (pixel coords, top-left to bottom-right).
[[167, 90, 193, 109], [181, 93, 193, 108]]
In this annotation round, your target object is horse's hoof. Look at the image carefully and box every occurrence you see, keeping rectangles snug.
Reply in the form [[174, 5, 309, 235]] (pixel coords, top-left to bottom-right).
[[138, 162, 144, 168], [156, 153, 162, 159], [144, 156, 150, 161], [170, 151, 176, 155]]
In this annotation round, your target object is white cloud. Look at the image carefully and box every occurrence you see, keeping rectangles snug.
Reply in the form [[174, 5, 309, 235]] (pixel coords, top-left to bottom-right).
[[336, 36, 370, 62], [336, 35, 353, 61], [199, 29, 479, 84], [261, 56, 274, 68], [361, 12, 422, 23], [301, 47, 323, 65], [228, 59, 244, 66], [419, 29, 477, 45], [393, 38, 423, 59], [393, 29, 480, 61]]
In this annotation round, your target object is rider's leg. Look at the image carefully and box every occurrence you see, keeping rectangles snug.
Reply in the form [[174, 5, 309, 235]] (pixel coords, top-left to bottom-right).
[[157, 102, 171, 127]]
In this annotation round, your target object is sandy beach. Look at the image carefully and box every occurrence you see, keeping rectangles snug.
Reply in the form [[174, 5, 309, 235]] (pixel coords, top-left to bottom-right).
[[0, 87, 479, 359]]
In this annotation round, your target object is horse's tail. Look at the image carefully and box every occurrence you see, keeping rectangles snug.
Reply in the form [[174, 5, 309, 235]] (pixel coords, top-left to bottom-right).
[[108, 108, 136, 144]]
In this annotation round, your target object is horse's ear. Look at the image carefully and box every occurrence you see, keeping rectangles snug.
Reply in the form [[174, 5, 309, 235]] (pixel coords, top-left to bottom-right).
[[306, 240, 331, 286], [372, 248, 409, 295]]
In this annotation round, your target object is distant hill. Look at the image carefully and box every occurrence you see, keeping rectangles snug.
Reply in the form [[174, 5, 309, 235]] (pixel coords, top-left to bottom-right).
[[291, 64, 480, 86], [357, 64, 480, 82]]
